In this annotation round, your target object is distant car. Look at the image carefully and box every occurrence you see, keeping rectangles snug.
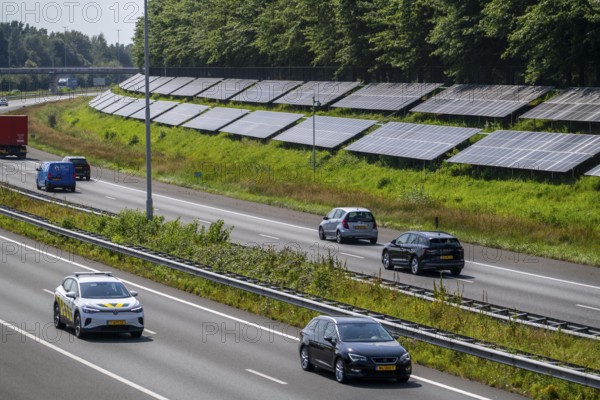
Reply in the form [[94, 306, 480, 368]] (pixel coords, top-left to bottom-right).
[[319, 207, 378, 244], [36, 161, 76, 192], [381, 231, 465, 275], [62, 156, 91, 180], [0, 98, 8, 106], [53, 271, 144, 338], [299, 315, 411, 383]]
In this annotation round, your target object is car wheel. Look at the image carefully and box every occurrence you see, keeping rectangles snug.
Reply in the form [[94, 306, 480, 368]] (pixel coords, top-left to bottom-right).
[[382, 251, 393, 270], [450, 268, 462, 276], [336, 231, 345, 244], [300, 346, 315, 371], [36, 183, 41, 190], [74, 313, 85, 339], [397, 375, 410, 383], [45, 182, 52, 192], [410, 257, 421, 275], [370, 237, 377, 244], [86, 176, 90, 181], [53, 303, 65, 329], [70, 184, 76, 192], [131, 330, 143, 338], [335, 358, 348, 383], [318, 227, 326, 241]]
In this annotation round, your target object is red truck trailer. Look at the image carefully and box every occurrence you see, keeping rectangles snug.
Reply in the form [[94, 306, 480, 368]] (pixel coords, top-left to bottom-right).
[[0, 115, 28, 158]]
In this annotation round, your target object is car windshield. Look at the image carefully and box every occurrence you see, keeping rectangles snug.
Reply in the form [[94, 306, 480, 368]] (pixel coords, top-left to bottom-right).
[[337, 322, 394, 342], [80, 282, 131, 299]]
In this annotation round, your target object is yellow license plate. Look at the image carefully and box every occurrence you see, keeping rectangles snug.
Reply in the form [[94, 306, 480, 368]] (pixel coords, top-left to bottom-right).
[[376, 365, 396, 371], [108, 320, 126, 326], [354, 225, 367, 230], [441, 255, 453, 260]]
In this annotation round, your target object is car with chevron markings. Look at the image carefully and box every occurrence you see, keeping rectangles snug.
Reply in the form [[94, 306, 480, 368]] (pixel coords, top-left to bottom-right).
[[53, 272, 144, 338]]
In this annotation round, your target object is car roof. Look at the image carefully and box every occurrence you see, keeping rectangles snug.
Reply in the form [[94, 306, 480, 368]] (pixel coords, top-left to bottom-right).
[[68, 272, 120, 283], [405, 231, 457, 239], [318, 315, 379, 324], [63, 156, 87, 160], [336, 207, 372, 213]]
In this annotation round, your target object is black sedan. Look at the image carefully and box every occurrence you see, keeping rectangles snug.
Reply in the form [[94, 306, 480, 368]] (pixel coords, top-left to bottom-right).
[[298, 316, 411, 383], [381, 230, 465, 275]]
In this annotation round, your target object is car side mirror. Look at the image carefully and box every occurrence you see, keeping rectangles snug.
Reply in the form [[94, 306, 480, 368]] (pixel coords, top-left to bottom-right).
[[390, 239, 396, 245], [324, 335, 336, 343], [36, 167, 41, 171], [323, 216, 329, 220], [65, 291, 77, 299], [130, 290, 138, 297]]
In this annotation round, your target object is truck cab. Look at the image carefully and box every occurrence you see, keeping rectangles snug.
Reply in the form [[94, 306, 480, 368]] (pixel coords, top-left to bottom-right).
[[36, 162, 76, 192]]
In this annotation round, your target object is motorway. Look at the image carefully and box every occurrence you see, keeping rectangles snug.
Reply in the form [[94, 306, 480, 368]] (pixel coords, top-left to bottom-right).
[[0, 229, 527, 400], [1, 147, 599, 330]]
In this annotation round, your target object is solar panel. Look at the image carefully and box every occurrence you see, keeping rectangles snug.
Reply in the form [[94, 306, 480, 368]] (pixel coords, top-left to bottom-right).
[[411, 84, 552, 117], [520, 87, 600, 122], [332, 83, 443, 111], [346, 122, 480, 160], [447, 130, 600, 172], [118, 73, 143, 90], [126, 76, 161, 93], [169, 77, 223, 97], [274, 81, 361, 106], [198, 79, 258, 100], [182, 107, 250, 131], [129, 100, 179, 120], [230, 80, 303, 103], [97, 95, 131, 113], [152, 77, 196, 95], [89, 90, 113, 107], [112, 98, 153, 117], [273, 116, 377, 148], [585, 164, 600, 177], [120, 74, 149, 91], [221, 111, 305, 139], [147, 77, 175, 93], [152, 103, 210, 126]]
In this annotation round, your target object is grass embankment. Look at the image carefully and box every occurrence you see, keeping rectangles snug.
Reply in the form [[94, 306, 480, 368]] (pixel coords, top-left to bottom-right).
[[25, 97, 600, 266], [0, 188, 598, 400]]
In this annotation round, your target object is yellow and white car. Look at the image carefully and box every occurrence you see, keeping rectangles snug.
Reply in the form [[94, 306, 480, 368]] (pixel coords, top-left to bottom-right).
[[53, 272, 144, 338]]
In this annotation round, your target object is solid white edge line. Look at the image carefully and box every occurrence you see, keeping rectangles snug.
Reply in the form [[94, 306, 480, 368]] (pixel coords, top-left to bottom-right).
[[0, 318, 170, 400], [259, 234, 280, 240], [412, 375, 492, 400], [245, 369, 287, 385], [42, 289, 54, 295], [576, 304, 600, 312], [339, 252, 365, 259]]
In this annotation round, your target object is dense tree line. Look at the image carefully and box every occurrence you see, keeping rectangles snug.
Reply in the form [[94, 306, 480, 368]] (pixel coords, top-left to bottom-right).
[[132, 0, 600, 86], [0, 22, 132, 91]]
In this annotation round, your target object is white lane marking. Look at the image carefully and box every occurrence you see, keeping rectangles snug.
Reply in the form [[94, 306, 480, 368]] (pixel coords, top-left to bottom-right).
[[105, 196, 116, 200], [412, 375, 492, 400], [259, 234, 280, 240], [576, 304, 600, 312], [469, 261, 600, 291], [245, 369, 287, 385], [0, 318, 170, 400], [42, 289, 54, 295], [340, 252, 364, 259], [144, 328, 157, 335], [96, 179, 316, 232], [198, 219, 211, 224]]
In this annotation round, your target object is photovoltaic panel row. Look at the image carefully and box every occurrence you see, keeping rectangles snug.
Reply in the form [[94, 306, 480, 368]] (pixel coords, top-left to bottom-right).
[[127, 76, 161, 93], [120, 74, 149, 91], [169, 77, 223, 97], [273, 116, 377, 148], [447, 130, 600, 172], [153, 103, 210, 126], [182, 107, 250, 132], [520, 87, 600, 122], [147, 76, 175, 93], [129, 100, 179, 120], [98, 95, 132, 113], [198, 79, 258, 100], [221, 111, 304, 139], [332, 83, 443, 111], [274, 81, 361, 106], [119, 73, 143, 90], [346, 122, 480, 160], [112, 98, 153, 117], [89, 90, 113, 107], [152, 77, 196, 95], [585, 164, 600, 177], [230, 80, 303, 104], [411, 84, 552, 117], [92, 93, 124, 111]]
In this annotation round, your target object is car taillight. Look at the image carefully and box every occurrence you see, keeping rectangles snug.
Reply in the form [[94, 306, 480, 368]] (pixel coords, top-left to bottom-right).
[[47, 173, 52, 179], [372, 219, 377, 229], [342, 219, 349, 229]]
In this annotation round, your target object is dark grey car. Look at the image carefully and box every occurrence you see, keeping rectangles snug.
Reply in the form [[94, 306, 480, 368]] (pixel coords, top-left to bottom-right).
[[318, 207, 378, 244]]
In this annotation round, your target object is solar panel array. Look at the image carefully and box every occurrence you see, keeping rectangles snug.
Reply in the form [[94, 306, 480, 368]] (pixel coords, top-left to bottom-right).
[[447, 130, 600, 172], [112, 98, 153, 117], [198, 79, 258, 100], [274, 81, 361, 106], [346, 122, 480, 160], [585, 165, 600, 177], [147, 76, 175, 93], [182, 107, 250, 132], [152, 77, 196, 95], [152, 103, 210, 126], [332, 83, 443, 111], [127, 76, 161, 93], [273, 116, 377, 148], [118, 73, 143, 90], [411, 84, 552, 117], [230, 80, 303, 104], [92, 93, 125, 111], [129, 100, 179, 120], [221, 111, 304, 139], [520, 87, 600, 122], [89, 90, 113, 107], [169, 77, 223, 97], [100, 95, 134, 113]]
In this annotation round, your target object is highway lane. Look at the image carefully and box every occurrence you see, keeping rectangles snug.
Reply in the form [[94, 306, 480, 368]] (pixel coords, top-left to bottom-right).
[[1, 148, 599, 329], [0, 228, 527, 400]]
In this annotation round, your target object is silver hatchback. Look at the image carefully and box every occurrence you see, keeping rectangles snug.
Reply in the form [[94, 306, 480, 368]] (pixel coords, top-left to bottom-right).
[[319, 207, 378, 244]]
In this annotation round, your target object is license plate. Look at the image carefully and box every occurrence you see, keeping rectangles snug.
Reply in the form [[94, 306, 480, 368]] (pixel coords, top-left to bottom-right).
[[354, 225, 367, 230], [52, 177, 62, 181], [441, 255, 453, 260], [108, 320, 126, 326], [376, 365, 396, 371]]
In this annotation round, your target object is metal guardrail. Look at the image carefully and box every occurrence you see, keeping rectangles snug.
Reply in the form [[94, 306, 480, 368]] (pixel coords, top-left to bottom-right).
[[0, 204, 599, 389], [1, 181, 599, 341]]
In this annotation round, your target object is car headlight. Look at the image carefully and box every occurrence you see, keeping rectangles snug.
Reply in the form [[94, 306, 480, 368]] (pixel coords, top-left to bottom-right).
[[131, 306, 143, 313], [400, 352, 411, 361], [348, 353, 368, 362], [82, 305, 100, 314]]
